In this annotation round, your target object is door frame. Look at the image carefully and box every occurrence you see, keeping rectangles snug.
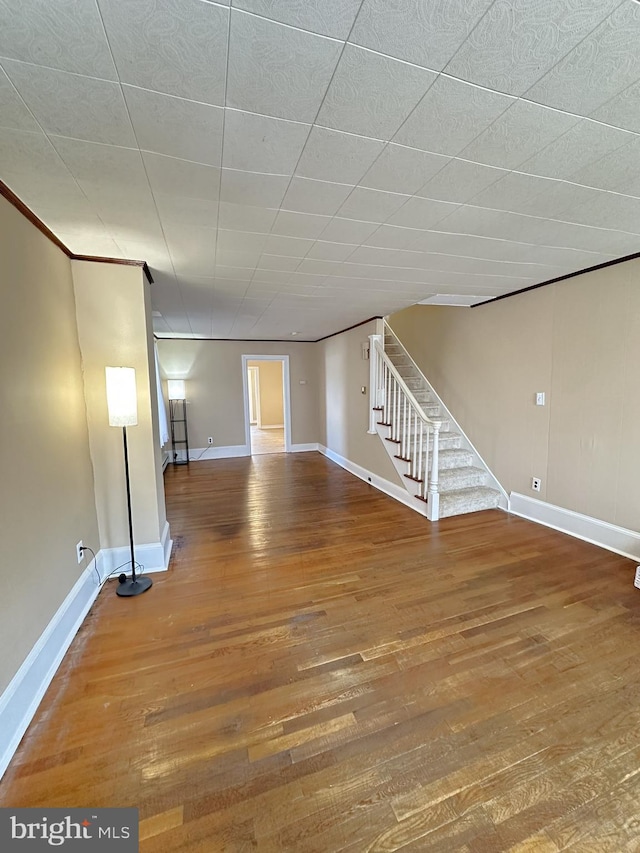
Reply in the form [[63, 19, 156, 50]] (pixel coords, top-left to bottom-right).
[[241, 354, 292, 453]]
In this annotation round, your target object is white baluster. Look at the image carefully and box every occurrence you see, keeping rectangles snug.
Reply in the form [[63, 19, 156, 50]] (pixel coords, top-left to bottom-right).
[[428, 422, 441, 520]]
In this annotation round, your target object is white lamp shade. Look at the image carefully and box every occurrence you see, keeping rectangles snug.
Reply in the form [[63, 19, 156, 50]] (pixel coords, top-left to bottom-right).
[[167, 379, 186, 400], [106, 367, 138, 427]]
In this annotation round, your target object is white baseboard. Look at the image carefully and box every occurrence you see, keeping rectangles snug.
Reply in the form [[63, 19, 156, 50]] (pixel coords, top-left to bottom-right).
[[0, 558, 102, 780], [0, 521, 173, 781], [188, 444, 250, 461], [100, 522, 173, 578], [318, 445, 427, 516], [161, 450, 170, 471], [257, 424, 284, 429], [290, 443, 320, 453], [510, 492, 640, 562]]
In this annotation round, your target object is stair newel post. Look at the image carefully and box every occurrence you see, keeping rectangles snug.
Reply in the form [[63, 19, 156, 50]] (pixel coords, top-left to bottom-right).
[[368, 334, 383, 434], [428, 422, 441, 521]]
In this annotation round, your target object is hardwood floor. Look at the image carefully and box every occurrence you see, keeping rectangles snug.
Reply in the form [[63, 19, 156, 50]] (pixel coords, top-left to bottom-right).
[[2, 452, 640, 851], [250, 425, 285, 455]]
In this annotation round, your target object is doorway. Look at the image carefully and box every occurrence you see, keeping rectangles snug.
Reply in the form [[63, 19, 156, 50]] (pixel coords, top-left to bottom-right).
[[242, 355, 291, 455]]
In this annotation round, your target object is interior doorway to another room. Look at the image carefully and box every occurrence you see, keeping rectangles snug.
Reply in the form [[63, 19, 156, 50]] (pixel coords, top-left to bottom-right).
[[243, 357, 289, 455]]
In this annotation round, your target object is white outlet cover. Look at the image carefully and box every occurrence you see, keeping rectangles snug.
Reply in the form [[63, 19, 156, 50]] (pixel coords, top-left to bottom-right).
[[535, 392, 545, 406]]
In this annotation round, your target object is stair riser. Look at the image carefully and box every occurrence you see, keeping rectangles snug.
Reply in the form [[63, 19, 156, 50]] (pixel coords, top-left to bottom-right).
[[439, 469, 488, 490]]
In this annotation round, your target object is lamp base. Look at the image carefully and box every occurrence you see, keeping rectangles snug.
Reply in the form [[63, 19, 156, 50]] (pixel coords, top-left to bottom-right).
[[116, 576, 153, 597]]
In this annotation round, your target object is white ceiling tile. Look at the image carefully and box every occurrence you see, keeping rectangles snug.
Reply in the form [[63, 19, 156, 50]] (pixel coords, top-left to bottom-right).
[[214, 265, 254, 280], [316, 45, 436, 139], [116, 238, 172, 270], [216, 247, 263, 267], [524, 3, 640, 115], [258, 253, 301, 270], [0, 0, 117, 78], [393, 76, 514, 156], [469, 172, 557, 213], [264, 234, 314, 257], [336, 187, 409, 222], [517, 118, 634, 181], [216, 230, 268, 254], [350, 0, 494, 71], [385, 196, 460, 229], [0, 127, 66, 177], [98, 0, 228, 104], [296, 127, 385, 184], [280, 177, 354, 215], [416, 158, 506, 203], [143, 152, 221, 200], [233, 0, 361, 40], [459, 100, 579, 170], [218, 202, 278, 232], [3, 60, 135, 146], [0, 66, 39, 132], [155, 194, 219, 228], [51, 136, 148, 187], [565, 192, 640, 235], [220, 169, 289, 207], [591, 78, 640, 134], [569, 136, 640, 194], [360, 144, 450, 194], [364, 224, 422, 249], [346, 245, 402, 265], [405, 230, 523, 259], [164, 223, 217, 275], [296, 258, 341, 276], [307, 240, 358, 261], [222, 110, 310, 174], [272, 210, 331, 239], [227, 11, 342, 122], [515, 182, 606, 220], [318, 217, 379, 244], [435, 205, 541, 243], [124, 86, 223, 166], [56, 231, 124, 257], [445, 0, 620, 96]]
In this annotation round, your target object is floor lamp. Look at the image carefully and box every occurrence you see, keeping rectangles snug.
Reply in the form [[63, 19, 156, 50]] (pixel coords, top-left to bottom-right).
[[105, 366, 153, 598]]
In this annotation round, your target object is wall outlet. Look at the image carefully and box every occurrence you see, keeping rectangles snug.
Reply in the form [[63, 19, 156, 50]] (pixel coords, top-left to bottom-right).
[[532, 477, 541, 492], [535, 392, 545, 406], [76, 540, 84, 564], [207, 436, 213, 445], [634, 567, 640, 589]]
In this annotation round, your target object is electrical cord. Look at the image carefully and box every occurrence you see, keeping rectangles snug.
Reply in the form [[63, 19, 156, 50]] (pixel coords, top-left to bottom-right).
[[80, 546, 145, 588]]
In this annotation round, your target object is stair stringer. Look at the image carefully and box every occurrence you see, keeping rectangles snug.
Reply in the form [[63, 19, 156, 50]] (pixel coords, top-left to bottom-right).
[[373, 420, 430, 517], [384, 324, 509, 512]]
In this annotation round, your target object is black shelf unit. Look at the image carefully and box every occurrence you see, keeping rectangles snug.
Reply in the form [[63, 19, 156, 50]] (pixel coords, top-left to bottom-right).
[[169, 399, 189, 465]]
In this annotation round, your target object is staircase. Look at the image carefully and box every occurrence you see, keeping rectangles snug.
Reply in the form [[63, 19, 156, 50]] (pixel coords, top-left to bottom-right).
[[370, 326, 506, 520]]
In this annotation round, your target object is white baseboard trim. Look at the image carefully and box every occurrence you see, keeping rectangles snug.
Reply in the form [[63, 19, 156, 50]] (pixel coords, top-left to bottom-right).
[[161, 450, 170, 471], [257, 424, 284, 429], [0, 557, 102, 780], [318, 445, 426, 516], [290, 443, 320, 453], [100, 523, 173, 579], [0, 521, 173, 781], [188, 444, 250, 461], [510, 492, 640, 562]]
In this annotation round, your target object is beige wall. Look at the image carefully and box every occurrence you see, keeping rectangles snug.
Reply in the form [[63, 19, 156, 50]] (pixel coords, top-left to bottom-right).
[[320, 320, 404, 486], [0, 196, 99, 693], [73, 261, 167, 547], [248, 360, 284, 427], [389, 258, 640, 530], [157, 339, 320, 448]]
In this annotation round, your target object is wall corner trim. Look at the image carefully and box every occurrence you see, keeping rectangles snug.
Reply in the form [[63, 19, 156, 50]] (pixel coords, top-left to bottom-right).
[[509, 492, 640, 562]]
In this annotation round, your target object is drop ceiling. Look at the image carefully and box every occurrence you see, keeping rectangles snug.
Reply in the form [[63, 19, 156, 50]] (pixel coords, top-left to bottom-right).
[[1, 0, 640, 340]]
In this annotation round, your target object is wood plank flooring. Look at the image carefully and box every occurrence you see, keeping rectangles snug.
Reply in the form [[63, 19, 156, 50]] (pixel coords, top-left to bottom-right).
[[2, 452, 640, 851]]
